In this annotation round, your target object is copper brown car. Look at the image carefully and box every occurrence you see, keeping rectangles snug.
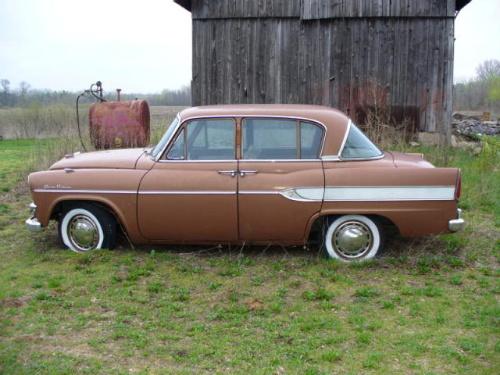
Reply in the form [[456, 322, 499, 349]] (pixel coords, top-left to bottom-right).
[[26, 105, 464, 261]]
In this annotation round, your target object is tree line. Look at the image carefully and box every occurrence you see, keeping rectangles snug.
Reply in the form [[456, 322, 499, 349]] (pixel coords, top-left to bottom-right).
[[453, 59, 500, 113], [0, 80, 191, 108], [1, 60, 499, 112]]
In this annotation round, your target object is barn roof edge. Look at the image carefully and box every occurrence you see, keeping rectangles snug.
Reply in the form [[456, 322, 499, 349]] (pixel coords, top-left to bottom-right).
[[173, 0, 472, 14]]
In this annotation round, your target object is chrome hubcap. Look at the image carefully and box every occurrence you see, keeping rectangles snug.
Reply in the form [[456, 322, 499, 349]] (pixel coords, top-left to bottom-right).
[[332, 221, 373, 259], [68, 215, 99, 252]]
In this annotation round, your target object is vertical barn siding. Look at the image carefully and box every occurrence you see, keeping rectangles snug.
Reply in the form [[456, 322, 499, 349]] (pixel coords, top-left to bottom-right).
[[189, 0, 457, 133], [301, 0, 455, 18]]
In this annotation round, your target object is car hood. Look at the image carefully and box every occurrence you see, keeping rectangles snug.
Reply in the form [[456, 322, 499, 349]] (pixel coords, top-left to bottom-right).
[[389, 151, 435, 168], [50, 148, 147, 170]]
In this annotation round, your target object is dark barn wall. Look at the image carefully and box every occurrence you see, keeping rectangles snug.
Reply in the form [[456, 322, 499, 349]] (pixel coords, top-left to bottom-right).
[[184, 0, 459, 133]]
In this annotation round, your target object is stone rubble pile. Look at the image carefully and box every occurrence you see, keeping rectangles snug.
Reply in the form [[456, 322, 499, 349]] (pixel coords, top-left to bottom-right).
[[452, 112, 499, 139]]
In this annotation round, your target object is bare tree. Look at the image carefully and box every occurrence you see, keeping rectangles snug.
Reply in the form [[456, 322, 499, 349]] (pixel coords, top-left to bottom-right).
[[1, 79, 10, 93], [1, 79, 10, 106], [454, 60, 500, 112], [19, 81, 31, 96], [476, 60, 500, 82]]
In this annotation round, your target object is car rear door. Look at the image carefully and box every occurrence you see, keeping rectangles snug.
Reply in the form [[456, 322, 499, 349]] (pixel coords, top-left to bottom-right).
[[138, 118, 238, 242], [237, 118, 325, 243]]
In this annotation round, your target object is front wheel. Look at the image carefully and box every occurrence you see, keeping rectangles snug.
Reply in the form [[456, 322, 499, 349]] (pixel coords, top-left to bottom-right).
[[323, 215, 382, 261], [59, 204, 116, 253]]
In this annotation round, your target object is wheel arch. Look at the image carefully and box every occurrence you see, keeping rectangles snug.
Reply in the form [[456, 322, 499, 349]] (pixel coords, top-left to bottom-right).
[[305, 211, 400, 243], [49, 197, 128, 236]]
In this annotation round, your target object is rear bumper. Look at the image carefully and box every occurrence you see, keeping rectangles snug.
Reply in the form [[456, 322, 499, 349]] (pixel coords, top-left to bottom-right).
[[448, 208, 465, 232]]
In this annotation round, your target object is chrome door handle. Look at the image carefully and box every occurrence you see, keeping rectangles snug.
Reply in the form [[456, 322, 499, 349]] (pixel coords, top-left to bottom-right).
[[239, 170, 258, 177], [218, 170, 237, 177]]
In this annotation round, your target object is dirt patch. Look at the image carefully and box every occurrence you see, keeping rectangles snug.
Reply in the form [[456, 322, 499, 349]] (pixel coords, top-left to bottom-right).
[[1, 295, 32, 308], [245, 298, 264, 311]]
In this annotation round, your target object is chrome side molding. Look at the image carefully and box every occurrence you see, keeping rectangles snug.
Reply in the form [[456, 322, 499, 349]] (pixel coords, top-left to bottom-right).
[[278, 186, 457, 202]]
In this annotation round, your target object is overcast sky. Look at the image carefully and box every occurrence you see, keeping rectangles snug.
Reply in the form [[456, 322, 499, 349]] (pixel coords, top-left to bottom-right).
[[0, 0, 499, 93]]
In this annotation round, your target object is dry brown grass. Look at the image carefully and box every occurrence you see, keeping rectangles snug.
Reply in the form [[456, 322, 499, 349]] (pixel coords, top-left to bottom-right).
[[0, 105, 185, 143], [0, 104, 87, 139]]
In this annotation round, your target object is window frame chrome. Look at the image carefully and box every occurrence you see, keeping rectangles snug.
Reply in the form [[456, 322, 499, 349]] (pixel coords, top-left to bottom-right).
[[321, 119, 385, 162], [239, 116, 326, 162], [153, 113, 182, 162], [156, 114, 328, 163], [158, 115, 238, 163]]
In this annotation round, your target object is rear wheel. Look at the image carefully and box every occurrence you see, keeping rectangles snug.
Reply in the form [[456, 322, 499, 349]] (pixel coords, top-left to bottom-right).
[[58, 203, 116, 253], [323, 215, 382, 261]]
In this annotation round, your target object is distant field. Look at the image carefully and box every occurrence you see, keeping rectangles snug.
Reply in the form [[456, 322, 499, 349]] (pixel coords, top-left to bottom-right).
[[150, 106, 186, 143], [0, 105, 186, 141], [0, 137, 498, 374]]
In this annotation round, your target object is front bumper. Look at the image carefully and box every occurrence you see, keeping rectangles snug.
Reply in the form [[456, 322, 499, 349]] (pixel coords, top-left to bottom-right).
[[26, 217, 42, 232], [26, 202, 42, 232], [448, 208, 465, 232]]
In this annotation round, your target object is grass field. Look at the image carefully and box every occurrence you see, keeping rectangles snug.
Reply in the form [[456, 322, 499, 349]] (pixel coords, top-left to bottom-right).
[[0, 138, 499, 374]]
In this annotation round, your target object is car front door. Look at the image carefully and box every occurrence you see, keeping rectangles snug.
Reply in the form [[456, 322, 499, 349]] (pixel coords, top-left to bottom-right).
[[138, 118, 238, 242], [237, 118, 325, 243]]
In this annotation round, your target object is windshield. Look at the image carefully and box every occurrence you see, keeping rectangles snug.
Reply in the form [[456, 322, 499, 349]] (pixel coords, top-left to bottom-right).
[[150, 116, 180, 158], [341, 123, 383, 159]]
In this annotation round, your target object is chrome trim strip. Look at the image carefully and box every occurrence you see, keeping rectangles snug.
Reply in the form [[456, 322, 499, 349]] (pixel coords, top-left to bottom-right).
[[337, 119, 352, 157], [240, 159, 322, 163], [278, 185, 456, 202], [323, 186, 455, 201], [239, 190, 281, 195], [33, 189, 136, 194], [321, 155, 341, 161], [160, 159, 322, 163], [35, 188, 238, 195], [158, 159, 237, 163], [34, 185, 455, 201], [139, 191, 236, 195], [322, 153, 386, 162], [279, 188, 324, 202]]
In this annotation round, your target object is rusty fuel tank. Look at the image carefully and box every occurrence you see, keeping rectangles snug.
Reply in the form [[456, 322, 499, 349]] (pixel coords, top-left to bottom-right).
[[89, 99, 150, 149]]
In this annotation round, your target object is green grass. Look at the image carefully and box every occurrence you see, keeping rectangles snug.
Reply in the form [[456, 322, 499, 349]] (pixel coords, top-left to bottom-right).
[[0, 138, 499, 374], [0, 139, 39, 192]]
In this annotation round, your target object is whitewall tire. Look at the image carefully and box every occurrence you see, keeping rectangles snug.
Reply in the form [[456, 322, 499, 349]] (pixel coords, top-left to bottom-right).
[[59, 204, 116, 253], [324, 215, 382, 261]]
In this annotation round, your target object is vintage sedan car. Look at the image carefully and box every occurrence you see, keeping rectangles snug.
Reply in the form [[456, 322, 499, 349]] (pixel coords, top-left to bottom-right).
[[26, 105, 464, 261]]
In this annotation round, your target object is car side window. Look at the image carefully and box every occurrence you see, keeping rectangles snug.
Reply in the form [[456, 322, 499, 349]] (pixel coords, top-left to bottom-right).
[[300, 122, 323, 159], [341, 123, 383, 159], [167, 119, 236, 161], [242, 118, 323, 160], [167, 128, 185, 160]]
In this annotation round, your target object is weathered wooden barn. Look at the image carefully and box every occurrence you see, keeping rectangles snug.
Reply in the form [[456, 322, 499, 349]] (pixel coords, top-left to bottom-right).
[[174, 0, 471, 134]]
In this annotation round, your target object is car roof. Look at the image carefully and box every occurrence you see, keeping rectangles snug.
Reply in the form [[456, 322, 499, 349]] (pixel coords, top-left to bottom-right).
[[177, 104, 350, 156], [178, 104, 349, 125]]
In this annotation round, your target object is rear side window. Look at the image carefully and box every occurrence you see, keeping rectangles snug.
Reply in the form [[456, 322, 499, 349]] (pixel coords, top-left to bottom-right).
[[301, 122, 323, 159], [242, 118, 323, 160], [341, 123, 383, 159]]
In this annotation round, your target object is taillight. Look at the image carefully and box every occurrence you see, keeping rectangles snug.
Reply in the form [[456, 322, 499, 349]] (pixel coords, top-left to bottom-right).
[[455, 171, 462, 200]]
